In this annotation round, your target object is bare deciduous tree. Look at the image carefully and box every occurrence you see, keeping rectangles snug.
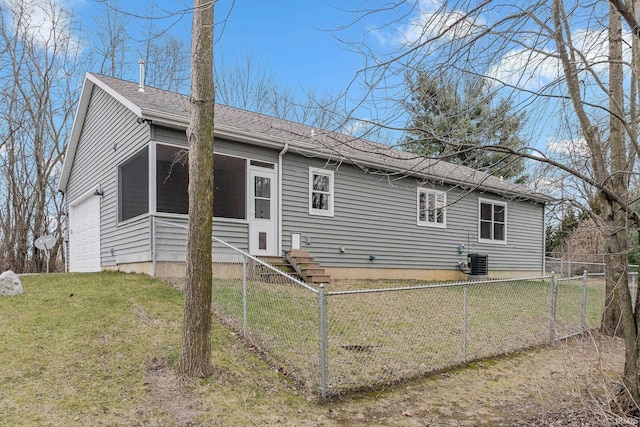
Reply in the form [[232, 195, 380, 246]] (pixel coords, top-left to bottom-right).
[[90, 0, 190, 92], [179, 0, 214, 378], [0, 0, 80, 272], [332, 0, 640, 411], [214, 53, 343, 130]]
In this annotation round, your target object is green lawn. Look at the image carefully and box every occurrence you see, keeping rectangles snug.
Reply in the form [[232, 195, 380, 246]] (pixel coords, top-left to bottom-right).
[[0, 272, 309, 426], [209, 276, 604, 395], [0, 272, 605, 425]]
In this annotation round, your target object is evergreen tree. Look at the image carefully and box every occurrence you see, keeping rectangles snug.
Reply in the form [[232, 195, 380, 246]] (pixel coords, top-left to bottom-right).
[[545, 206, 582, 256], [403, 71, 528, 184]]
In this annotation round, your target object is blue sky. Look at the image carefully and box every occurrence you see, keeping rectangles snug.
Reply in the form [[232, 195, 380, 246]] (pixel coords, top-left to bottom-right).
[[213, 1, 362, 95], [69, 0, 369, 99]]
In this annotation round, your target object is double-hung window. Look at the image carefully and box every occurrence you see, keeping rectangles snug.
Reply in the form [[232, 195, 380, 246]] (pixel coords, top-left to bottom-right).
[[309, 167, 334, 217], [417, 188, 446, 228], [479, 199, 507, 243]]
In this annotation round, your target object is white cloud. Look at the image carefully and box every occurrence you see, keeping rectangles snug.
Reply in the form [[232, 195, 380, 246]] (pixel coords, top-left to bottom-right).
[[1, 0, 82, 55], [487, 27, 635, 91], [532, 176, 561, 195], [547, 136, 590, 158], [342, 118, 371, 137], [372, 0, 485, 48], [486, 48, 561, 90]]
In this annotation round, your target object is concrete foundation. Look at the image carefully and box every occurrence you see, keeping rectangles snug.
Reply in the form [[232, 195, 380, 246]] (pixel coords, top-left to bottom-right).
[[106, 260, 543, 283]]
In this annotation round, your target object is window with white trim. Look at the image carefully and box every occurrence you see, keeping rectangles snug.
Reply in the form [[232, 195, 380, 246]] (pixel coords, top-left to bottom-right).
[[309, 168, 334, 217], [479, 199, 507, 243], [417, 188, 446, 228]]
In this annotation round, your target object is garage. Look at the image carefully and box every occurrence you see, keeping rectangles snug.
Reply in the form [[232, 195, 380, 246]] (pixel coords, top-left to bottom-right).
[[69, 194, 101, 272]]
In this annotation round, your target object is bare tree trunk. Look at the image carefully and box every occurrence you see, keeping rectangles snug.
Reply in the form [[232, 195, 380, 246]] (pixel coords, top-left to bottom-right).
[[601, 3, 628, 337], [554, 0, 640, 409], [179, 0, 214, 378]]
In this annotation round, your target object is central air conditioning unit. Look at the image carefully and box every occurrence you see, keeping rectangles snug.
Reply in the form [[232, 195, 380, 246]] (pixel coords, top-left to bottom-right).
[[468, 253, 489, 276]]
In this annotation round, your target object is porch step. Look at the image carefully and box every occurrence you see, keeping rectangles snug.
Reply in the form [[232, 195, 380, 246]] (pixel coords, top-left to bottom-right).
[[256, 251, 331, 285], [306, 274, 332, 283], [285, 251, 331, 285], [253, 259, 300, 282], [259, 256, 287, 265]]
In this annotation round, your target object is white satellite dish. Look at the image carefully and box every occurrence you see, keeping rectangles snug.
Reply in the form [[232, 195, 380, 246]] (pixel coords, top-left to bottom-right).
[[35, 235, 57, 273], [35, 235, 56, 251]]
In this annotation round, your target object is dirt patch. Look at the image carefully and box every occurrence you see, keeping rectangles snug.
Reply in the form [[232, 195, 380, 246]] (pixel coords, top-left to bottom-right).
[[317, 332, 631, 425], [140, 332, 633, 425], [142, 358, 201, 426]]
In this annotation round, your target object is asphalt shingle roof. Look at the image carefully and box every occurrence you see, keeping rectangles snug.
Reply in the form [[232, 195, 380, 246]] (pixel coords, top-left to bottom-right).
[[89, 73, 550, 203]]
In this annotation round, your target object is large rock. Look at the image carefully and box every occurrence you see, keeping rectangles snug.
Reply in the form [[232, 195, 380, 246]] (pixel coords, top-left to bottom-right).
[[0, 270, 23, 296]]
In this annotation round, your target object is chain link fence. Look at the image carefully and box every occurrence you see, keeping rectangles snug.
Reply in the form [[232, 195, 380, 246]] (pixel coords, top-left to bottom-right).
[[209, 244, 321, 392], [215, 253, 604, 397], [320, 274, 603, 396], [156, 222, 605, 398], [546, 256, 639, 277]]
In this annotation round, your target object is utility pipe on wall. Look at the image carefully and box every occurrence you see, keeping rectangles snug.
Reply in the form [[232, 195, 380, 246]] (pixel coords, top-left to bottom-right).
[[138, 59, 145, 93], [277, 143, 289, 255]]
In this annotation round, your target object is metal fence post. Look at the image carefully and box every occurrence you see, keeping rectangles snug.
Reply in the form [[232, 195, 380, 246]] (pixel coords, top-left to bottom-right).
[[581, 270, 587, 330], [463, 283, 468, 362], [243, 255, 248, 338], [318, 284, 328, 399], [549, 272, 558, 342]]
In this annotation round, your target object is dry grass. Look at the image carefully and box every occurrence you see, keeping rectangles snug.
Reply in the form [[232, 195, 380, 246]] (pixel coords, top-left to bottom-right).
[[0, 272, 628, 426], [210, 275, 604, 395]]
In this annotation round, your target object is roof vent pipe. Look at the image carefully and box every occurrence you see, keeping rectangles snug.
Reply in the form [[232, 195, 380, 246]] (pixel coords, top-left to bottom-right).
[[138, 59, 145, 93]]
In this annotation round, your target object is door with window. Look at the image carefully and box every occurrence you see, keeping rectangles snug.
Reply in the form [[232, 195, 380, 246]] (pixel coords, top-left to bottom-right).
[[249, 166, 277, 256]]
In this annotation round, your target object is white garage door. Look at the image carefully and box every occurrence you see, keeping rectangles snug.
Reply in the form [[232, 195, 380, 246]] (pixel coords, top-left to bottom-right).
[[69, 195, 101, 272]]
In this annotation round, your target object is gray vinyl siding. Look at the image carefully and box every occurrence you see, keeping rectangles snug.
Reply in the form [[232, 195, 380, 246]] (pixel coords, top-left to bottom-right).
[[154, 216, 249, 261], [65, 86, 151, 267], [67, 92, 543, 275], [153, 126, 187, 146], [281, 153, 544, 273]]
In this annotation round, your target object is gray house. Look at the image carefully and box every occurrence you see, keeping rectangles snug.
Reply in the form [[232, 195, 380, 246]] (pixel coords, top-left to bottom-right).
[[58, 73, 550, 281]]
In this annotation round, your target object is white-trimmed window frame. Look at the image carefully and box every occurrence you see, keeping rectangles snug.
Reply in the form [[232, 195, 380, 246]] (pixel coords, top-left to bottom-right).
[[417, 188, 446, 228], [309, 167, 334, 217], [478, 198, 507, 244]]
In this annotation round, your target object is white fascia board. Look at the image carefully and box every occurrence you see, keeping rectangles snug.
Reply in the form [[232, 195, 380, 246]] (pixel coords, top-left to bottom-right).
[[138, 110, 188, 129], [58, 74, 94, 193]]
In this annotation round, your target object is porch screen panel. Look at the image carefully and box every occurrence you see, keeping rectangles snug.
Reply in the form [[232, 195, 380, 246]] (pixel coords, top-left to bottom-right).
[[156, 144, 189, 214], [214, 154, 246, 219], [119, 147, 149, 221]]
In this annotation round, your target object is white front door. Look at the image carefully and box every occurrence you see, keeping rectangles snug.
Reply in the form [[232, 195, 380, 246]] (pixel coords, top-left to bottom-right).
[[249, 166, 277, 256], [69, 193, 101, 272]]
